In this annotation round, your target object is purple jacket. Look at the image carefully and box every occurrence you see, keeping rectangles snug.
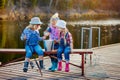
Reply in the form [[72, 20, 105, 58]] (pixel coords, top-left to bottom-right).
[[47, 25, 60, 40]]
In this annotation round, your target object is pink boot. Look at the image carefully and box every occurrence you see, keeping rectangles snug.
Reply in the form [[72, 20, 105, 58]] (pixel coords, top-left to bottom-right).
[[65, 63, 69, 72], [58, 61, 62, 71]]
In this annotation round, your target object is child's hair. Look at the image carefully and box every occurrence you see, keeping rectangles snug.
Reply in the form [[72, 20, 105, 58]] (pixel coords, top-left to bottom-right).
[[61, 27, 69, 34], [65, 28, 69, 33], [26, 24, 36, 29], [26, 24, 32, 29], [50, 13, 59, 24]]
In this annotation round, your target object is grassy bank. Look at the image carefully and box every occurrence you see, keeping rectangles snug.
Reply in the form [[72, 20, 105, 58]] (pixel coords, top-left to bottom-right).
[[0, 9, 120, 22]]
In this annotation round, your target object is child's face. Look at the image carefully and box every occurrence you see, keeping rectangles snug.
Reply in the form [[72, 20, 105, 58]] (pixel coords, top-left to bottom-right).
[[58, 27, 64, 32], [35, 24, 41, 30], [52, 20, 57, 27]]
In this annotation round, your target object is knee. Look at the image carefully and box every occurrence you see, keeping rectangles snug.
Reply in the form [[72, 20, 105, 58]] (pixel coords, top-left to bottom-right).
[[26, 51, 32, 58], [64, 49, 70, 54], [65, 47, 71, 53], [38, 50, 44, 56], [57, 49, 63, 54]]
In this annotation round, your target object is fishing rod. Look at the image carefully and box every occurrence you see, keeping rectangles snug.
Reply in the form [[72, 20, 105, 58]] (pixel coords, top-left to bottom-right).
[[34, 58, 43, 76], [12, 6, 23, 33]]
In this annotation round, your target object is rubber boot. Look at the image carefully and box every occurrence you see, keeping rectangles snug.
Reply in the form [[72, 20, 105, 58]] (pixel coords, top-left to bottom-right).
[[23, 62, 29, 72], [50, 61, 56, 72], [58, 61, 62, 71], [65, 62, 69, 72], [48, 60, 54, 70], [50, 59, 58, 72], [54, 60, 58, 70], [30, 61, 34, 69], [39, 60, 45, 69]]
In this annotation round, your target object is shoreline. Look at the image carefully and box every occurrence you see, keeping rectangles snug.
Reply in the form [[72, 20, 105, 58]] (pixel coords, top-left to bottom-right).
[[0, 9, 120, 21]]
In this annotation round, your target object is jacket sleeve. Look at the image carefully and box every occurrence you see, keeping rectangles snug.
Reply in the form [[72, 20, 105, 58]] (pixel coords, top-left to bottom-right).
[[68, 32, 73, 49], [46, 27, 51, 33], [38, 36, 44, 41], [20, 28, 30, 41], [36, 31, 44, 41], [68, 32, 73, 44], [20, 29, 26, 41]]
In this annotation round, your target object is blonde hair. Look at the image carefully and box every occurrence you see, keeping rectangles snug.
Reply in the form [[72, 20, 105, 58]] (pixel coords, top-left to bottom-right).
[[50, 13, 59, 24], [65, 28, 69, 33], [61, 28, 69, 45], [61, 27, 69, 34], [26, 24, 37, 29]]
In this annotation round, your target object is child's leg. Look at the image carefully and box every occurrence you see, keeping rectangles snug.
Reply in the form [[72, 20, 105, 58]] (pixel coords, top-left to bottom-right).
[[48, 54, 54, 70], [57, 46, 64, 61], [38, 56, 45, 69], [50, 43, 59, 72], [53, 54, 58, 68], [23, 45, 33, 72], [57, 46, 64, 71], [53, 43, 59, 68], [25, 45, 33, 58], [34, 45, 44, 69], [64, 46, 71, 72], [64, 46, 71, 62]]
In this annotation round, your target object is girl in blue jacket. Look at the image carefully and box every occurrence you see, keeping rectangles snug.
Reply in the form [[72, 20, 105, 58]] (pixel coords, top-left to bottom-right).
[[21, 17, 46, 72]]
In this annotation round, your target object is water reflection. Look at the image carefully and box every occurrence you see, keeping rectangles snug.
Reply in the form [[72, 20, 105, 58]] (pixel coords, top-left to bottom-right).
[[0, 20, 120, 63], [1, 21, 17, 48]]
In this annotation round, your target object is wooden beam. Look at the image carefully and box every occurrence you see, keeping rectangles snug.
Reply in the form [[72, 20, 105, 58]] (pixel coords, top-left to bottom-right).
[[0, 49, 93, 54], [0, 48, 93, 76]]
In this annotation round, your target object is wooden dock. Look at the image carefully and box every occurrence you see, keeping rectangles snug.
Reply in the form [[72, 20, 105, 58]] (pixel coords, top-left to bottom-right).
[[0, 43, 120, 80]]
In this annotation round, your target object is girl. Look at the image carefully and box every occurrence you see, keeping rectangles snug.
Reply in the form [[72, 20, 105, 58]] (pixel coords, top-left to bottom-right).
[[56, 20, 73, 72], [21, 17, 46, 72], [44, 13, 60, 72]]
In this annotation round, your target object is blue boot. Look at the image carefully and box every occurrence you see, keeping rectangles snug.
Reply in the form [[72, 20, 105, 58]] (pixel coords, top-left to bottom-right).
[[54, 60, 58, 70], [30, 61, 34, 69], [51, 54, 58, 71], [50, 57, 58, 72], [39, 60, 45, 69], [48, 61, 54, 70], [23, 62, 29, 72], [48, 57, 54, 70], [51, 61, 58, 72]]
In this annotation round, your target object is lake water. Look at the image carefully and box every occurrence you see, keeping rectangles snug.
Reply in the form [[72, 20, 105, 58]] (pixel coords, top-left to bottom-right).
[[0, 20, 120, 63]]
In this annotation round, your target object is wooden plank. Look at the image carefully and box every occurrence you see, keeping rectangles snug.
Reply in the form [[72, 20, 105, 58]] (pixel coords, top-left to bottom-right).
[[0, 49, 25, 54], [0, 48, 93, 76], [0, 43, 120, 79], [0, 67, 83, 79], [0, 49, 93, 54], [0, 57, 84, 79]]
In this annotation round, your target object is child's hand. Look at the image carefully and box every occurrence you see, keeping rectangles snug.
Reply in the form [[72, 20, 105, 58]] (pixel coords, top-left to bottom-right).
[[52, 50, 57, 53], [23, 35, 27, 40], [54, 40, 57, 44], [44, 31, 49, 36], [54, 40, 59, 44], [43, 36, 47, 40]]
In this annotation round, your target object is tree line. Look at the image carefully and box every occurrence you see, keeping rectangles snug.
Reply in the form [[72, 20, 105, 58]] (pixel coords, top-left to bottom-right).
[[0, 0, 120, 12]]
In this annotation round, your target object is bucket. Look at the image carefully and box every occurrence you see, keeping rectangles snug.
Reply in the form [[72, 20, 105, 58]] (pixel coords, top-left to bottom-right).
[[44, 40, 54, 51]]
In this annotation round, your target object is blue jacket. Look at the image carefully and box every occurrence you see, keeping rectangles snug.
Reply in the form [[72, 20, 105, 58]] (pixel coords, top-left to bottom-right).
[[21, 28, 43, 46]]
